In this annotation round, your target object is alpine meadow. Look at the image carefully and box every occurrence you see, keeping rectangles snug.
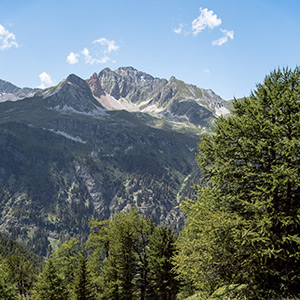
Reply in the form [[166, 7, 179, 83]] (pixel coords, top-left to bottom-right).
[[1, 1, 300, 299]]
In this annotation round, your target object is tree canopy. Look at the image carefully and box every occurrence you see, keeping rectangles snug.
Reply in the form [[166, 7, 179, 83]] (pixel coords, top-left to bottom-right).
[[174, 67, 300, 299]]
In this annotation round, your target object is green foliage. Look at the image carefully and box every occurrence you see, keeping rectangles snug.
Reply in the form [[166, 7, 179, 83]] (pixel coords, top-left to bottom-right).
[[0, 234, 41, 298], [0, 233, 42, 268], [88, 209, 178, 300], [32, 259, 69, 300], [0, 210, 179, 299], [7, 253, 36, 298], [0, 256, 17, 300], [51, 238, 80, 290], [73, 248, 96, 300], [175, 67, 300, 299], [147, 226, 178, 300], [89, 209, 143, 300]]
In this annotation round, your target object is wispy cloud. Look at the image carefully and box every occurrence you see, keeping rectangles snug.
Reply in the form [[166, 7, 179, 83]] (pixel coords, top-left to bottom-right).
[[212, 29, 234, 46], [173, 24, 184, 34], [38, 72, 53, 89], [0, 24, 18, 50], [173, 8, 234, 46], [67, 38, 119, 65], [203, 69, 210, 74], [192, 7, 222, 36], [93, 38, 119, 54], [81, 48, 111, 65], [67, 52, 79, 64]]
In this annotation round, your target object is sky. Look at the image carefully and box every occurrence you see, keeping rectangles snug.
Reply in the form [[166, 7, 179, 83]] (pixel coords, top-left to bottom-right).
[[0, 0, 299, 100]]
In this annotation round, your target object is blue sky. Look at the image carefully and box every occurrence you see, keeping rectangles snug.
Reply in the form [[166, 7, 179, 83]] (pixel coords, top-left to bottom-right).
[[0, 0, 299, 100]]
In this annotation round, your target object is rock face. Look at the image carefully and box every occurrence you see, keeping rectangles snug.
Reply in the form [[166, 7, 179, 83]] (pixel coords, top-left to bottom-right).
[[97, 67, 168, 102], [38, 74, 105, 114], [0, 79, 39, 102], [86, 73, 105, 98], [87, 67, 231, 128], [0, 67, 232, 257]]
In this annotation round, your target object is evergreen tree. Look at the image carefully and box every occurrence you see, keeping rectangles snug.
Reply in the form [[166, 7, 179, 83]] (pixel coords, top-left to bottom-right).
[[133, 216, 154, 300], [89, 208, 155, 300], [51, 238, 80, 291], [89, 210, 138, 300], [175, 67, 300, 299], [32, 259, 69, 300], [7, 253, 36, 298], [0, 256, 17, 300], [73, 248, 96, 300], [147, 226, 178, 300]]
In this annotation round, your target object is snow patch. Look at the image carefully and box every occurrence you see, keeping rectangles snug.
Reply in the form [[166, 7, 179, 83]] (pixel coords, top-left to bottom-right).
[[48, 129, 87, 144], [52, 104, 107, 117], [215, 106, 230, 116], [125, 146, 133, 152]]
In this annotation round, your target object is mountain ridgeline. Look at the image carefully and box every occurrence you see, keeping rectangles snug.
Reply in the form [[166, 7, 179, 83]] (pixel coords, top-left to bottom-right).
[[0, 67, 231, 256]]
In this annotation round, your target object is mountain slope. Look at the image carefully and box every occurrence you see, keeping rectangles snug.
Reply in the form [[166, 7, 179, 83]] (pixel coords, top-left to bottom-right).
[[0, 67, 229, 256], [0, 79, 39, 102]]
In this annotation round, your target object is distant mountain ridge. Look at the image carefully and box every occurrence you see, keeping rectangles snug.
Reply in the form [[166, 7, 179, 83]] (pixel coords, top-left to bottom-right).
[[0, 79, 39, 102]]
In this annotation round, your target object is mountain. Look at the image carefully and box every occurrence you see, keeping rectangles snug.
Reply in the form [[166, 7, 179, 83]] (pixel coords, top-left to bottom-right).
[[37, 74, 105, 114], [0, 67, 231, 256], [0, 79, 39, 102], [88, 67, 231, 130]]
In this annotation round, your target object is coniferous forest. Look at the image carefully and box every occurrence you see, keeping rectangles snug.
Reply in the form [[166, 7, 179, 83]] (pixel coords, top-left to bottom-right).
[[1, 67, 300, 299]]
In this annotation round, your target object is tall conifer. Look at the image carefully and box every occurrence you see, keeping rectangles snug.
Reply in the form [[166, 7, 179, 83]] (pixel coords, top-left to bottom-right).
[[175, 67, 300, 299]]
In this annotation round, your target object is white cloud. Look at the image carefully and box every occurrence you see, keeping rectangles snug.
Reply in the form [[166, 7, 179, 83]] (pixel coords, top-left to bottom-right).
[[93, 38, 119, 53], [97, 56, 111, 63], [82, 48, 94, 64], [38, 72, 53, 89], [192, 7, 222, 36], [67, 52, 79, 64], [67, 38, 119, 65], [173, 24, 184, 34], [0, 24, 18, 50], [203, 69, 210, 74], [212, 29, 234, 46], [82, 48, 111, 65]]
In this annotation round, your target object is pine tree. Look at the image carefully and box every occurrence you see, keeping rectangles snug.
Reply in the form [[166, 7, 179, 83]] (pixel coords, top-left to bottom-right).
[[89, 210, 138, 300], [7, 253, 36, 298], [73, 248, 96, 300], [88, 208, 155, 300], [175, 67, 300, 299], [0, 256, 17, 300], [147, 226, 178, 300], [51, 238, 80, 291], [32, 259, 69, 300], [133, 216, 154, 300]]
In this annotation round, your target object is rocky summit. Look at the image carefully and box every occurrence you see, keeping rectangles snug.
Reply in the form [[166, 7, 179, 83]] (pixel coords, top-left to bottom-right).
[[0, 67, 232, 256]]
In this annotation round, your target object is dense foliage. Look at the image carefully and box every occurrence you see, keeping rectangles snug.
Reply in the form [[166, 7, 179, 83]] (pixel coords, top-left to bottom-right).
[[174, 67, 300, 299], [0, 209, 178, 299]]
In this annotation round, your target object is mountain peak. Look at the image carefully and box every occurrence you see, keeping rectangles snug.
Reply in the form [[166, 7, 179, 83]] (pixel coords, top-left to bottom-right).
[[66, 73, 84, 84], [40, 74, 105, 114], [86, 73, 105, 98]]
